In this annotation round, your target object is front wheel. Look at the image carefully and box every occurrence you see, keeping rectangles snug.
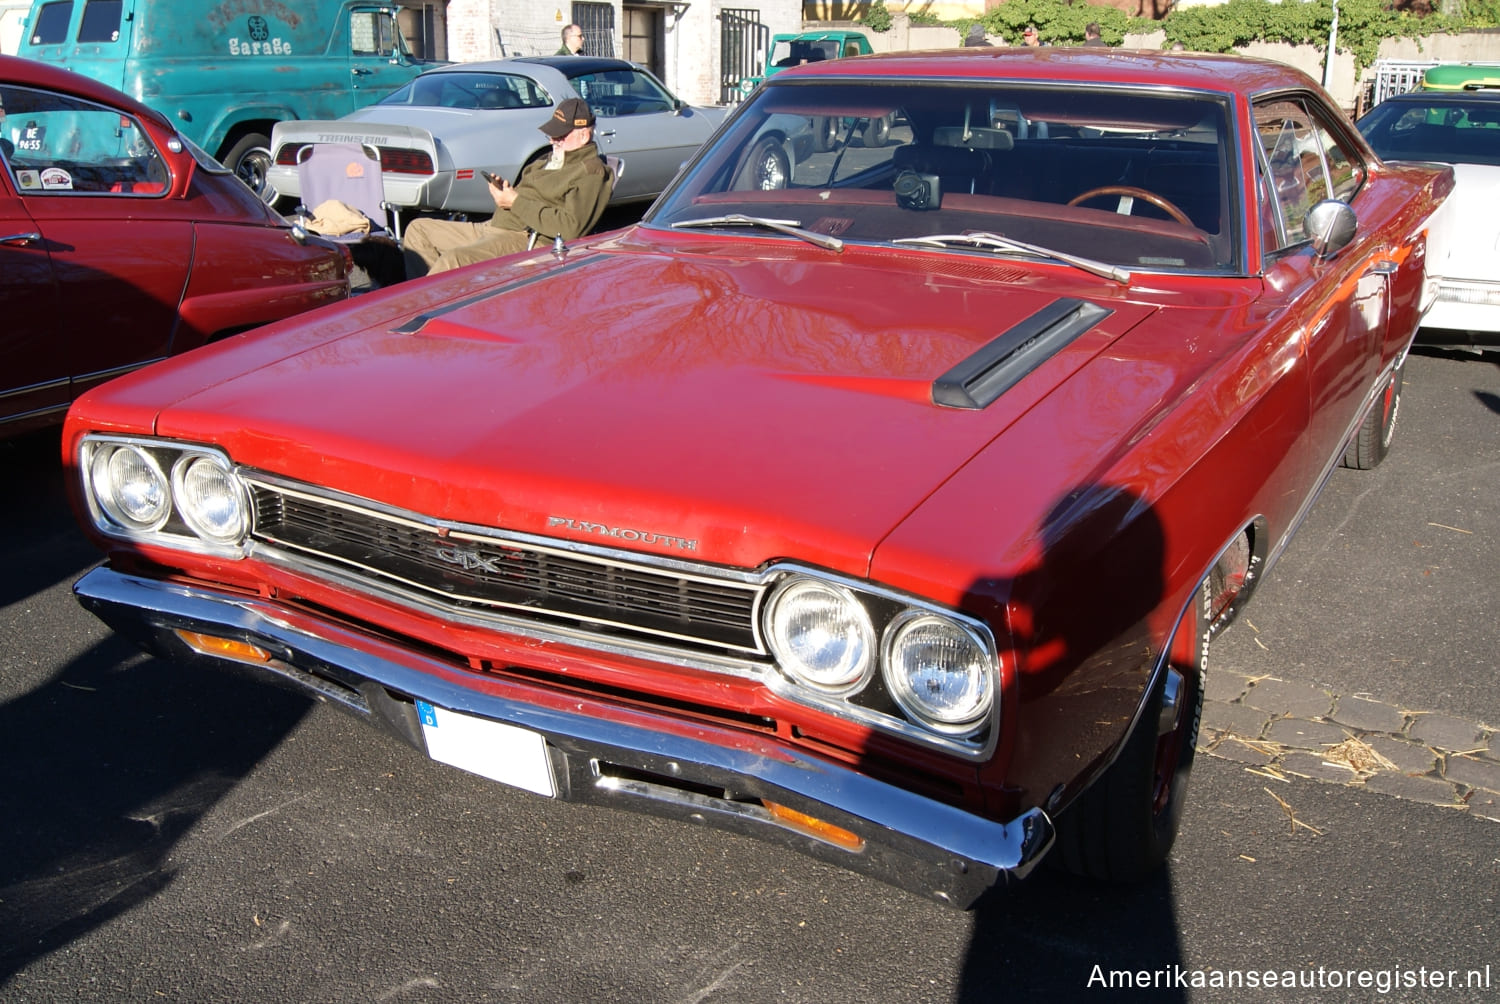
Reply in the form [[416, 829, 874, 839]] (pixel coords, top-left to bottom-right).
[[1053, 579, 1208, 882], [1342, 356, 1404, 470], [222, 132, 274, 203]]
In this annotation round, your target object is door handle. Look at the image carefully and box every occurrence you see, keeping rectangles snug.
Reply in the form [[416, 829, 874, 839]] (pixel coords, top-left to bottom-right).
[[0, 232, 41, 246], [351, 66, 371, 76], [595, 129, 617, 139]]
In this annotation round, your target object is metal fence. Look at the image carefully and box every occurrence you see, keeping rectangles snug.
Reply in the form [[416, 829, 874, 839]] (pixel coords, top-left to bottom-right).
[[574, 1, 616, 59], [720, 8, 769, 105], [1368, 59, 1440, 106]]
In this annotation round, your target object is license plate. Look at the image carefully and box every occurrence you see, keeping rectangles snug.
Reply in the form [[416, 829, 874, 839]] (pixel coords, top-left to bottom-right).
[[416, 701, 557, 798]]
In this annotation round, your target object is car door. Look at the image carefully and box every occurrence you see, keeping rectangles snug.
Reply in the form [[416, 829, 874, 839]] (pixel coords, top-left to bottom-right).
[[0, 81, 192, 410], [347, 7, 417, 109], [0, 138, 67, 427], [1253, 95, 1390, 472], [571, 67, 713, 201]]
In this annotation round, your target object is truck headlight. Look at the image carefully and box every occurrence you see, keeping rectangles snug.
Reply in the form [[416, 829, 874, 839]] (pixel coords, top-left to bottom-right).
[[764, 576, 875, 695], [883, 613, 993, 734]]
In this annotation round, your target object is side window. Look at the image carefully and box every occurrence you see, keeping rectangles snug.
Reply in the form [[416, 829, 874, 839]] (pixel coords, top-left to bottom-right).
[[1314, 119, 1364, 202], [77, 0, 122, 43], [570, 69, 675, 116], [1255, 98, 1326, 249], [0, 84, 169, 196], [351, 10, 398, 57], [29, 0, 74, 44]]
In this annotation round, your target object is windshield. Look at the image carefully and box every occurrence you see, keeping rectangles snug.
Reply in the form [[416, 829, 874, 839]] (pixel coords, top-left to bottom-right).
[[649, 79, 1238, 273], [1358, 98, 1500, 167]]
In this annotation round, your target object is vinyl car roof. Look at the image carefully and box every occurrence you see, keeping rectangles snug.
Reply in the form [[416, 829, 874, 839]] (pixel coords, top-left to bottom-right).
[[1374, 89, 1500, 105], [414, 56, 645, 78], [771, 47, 1321, 96]]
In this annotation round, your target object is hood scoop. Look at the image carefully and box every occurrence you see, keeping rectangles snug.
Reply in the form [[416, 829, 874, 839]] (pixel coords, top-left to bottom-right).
[[932, 298, 1112, 410]]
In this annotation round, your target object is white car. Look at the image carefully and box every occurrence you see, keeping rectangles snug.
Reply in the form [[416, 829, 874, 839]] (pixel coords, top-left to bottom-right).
[[1359, 87, 1500, 344], [267, 56, 725, 218]]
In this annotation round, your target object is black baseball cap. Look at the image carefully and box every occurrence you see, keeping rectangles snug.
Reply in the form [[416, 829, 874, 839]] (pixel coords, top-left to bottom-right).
[[540, 97, 595, 138]]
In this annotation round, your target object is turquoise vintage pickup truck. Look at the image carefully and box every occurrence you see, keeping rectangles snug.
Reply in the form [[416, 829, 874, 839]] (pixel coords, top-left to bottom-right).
[[16, 0, 440, 197]]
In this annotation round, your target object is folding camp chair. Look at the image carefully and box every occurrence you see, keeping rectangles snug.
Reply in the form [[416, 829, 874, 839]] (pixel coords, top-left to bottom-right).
[[294, 142, 400, 240]]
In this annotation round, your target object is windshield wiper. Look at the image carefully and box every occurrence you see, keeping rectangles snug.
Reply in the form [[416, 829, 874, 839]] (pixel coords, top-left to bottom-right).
[[892, 231, 1130, 284], [673, 214, 844, 252]]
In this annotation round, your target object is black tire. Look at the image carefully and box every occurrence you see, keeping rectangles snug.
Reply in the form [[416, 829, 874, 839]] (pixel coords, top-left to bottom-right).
[[222, 132, 274, 203], [1342, 356, 1404, 470], [811, 116, 838, 152], [1053, 579, 1208, 882], [863, 115, 890, 148], [741, 137, 790, 191]]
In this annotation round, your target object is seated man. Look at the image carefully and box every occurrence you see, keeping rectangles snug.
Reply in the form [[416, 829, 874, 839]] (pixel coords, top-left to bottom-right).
[[402, 97, 611, 278]]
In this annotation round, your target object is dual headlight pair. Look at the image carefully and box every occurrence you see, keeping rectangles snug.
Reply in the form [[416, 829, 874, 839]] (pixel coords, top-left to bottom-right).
[[81, 438, 999, 744], [762, 576, 996, 739], [83, 439, 248, 551]]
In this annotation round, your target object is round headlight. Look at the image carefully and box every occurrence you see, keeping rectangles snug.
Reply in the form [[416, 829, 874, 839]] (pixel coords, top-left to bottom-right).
[[92, 445, 170, 531], [764, 577, 875, 695], [884, 613, 994, 734], [173, 455, 247, 544]]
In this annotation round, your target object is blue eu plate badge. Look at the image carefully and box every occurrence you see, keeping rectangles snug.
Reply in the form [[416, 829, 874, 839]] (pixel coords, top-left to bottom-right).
[[415, 700, 557, 797]]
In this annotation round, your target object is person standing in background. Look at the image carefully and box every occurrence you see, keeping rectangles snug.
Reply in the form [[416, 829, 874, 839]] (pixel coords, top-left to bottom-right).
[[556, 24, 584, 55], [1082, 22, 1108, 46]]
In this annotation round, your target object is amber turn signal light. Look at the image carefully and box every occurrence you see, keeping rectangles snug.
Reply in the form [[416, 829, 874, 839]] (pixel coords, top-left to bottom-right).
[[762, 800, 865, 852], [175, 629, 272, 665]]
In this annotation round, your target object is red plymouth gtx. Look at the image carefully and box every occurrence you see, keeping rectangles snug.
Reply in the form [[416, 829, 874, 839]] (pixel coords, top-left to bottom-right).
[[0, 54, 349, 438], [64, 50, 1449, 907]]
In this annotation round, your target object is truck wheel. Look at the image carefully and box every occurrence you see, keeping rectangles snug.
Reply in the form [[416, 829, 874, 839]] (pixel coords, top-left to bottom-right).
[[223, 132, 274, 203], [863, 115, 890, 148], [1053, 578, 1208, 882], [1341, 357, 1404, 470]]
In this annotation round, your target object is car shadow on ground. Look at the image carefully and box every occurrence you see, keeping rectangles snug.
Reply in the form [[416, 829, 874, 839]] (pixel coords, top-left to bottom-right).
[[959, 866, 1185, 999], [0, 429, 312, 977], [950, 480, 1189, 998]]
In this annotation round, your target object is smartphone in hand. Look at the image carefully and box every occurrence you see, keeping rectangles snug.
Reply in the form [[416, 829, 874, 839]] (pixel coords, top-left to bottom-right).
[[481, 170, 504, 187]]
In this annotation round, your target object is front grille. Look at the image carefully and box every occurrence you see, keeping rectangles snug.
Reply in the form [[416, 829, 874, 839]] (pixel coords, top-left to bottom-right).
[[247, 479, 764, 656]]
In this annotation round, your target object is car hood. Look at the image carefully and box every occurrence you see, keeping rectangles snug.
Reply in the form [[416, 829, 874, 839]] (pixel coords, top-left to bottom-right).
[[1425, 161, 1500, 281], [136, 234, 1171, 577]]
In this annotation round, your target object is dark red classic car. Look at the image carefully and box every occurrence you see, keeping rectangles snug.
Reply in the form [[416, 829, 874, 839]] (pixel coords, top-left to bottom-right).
[[0, 54, 349, 437], [63, 50, 1449, 907]]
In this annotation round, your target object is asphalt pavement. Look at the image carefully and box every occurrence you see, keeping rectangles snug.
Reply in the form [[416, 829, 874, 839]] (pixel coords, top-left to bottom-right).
[[0, 347, 1496, 1002]]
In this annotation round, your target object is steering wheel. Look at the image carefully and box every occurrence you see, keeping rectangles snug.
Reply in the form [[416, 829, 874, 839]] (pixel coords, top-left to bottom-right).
[[1067, 185, 1192, 227]]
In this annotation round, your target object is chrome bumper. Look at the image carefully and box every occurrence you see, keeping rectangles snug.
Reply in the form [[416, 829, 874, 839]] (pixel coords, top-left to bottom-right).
[[75, 565, 1054, 908]]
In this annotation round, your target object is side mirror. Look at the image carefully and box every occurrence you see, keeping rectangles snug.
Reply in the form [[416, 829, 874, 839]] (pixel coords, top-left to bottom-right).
[[1306, 199, 1357, 258]]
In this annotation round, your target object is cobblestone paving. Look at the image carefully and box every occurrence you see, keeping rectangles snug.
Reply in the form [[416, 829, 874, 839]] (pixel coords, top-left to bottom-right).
[[1197, 668, 1500, 823]]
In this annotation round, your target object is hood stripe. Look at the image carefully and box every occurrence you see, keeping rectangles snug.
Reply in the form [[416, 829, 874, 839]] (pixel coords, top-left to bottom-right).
[[393, 255, 601, 335], [932, 298, 1112, 410]]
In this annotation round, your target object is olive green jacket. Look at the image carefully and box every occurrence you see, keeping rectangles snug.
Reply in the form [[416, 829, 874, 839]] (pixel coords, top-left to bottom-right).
[[487, 141, 611, 242]]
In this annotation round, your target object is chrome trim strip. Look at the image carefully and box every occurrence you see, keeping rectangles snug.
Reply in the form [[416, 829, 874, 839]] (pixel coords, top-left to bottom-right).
[[0, 402, 70, 426], [74, 566, 1053, 907], [0, 377, 69, 402], [75, 358, 167, 385]]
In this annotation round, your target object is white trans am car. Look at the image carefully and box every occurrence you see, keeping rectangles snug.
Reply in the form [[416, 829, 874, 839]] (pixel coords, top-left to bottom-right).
[[1359, 87, 1500, 344], [267, 56, 726, 216]]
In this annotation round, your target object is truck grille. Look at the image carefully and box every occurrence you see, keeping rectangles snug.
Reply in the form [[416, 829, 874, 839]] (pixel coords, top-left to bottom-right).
[[246, 479, 764, 657]]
